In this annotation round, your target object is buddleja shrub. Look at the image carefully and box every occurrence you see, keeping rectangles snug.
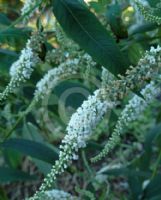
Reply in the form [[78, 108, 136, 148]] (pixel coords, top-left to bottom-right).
[[0, 0, 161, 199]]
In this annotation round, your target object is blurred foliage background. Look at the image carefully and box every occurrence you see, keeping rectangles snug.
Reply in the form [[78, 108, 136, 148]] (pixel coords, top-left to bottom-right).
[[0, 0, 161, 199]]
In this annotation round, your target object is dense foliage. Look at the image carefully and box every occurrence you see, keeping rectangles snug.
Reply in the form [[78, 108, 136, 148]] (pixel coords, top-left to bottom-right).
[[0, 0, 161, 199]]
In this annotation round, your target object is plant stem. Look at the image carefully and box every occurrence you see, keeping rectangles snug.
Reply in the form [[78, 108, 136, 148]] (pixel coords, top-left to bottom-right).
[[82, 150, 93, 176], [3, 100, 36, 141], [151, 148, 161, 179]]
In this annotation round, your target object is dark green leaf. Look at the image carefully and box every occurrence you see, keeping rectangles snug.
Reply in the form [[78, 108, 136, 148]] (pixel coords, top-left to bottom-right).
[[127, 43, 144, 65], [128, 174, 142, 200], [0, 28, 31, 47], [149, 195, 161, 200], [0, 49, 18, 73], [139, 123, 161, 171], [147, 0, 160, 7], [0, 167, 36, 183], [144, 175, 161, 198], [86, 141, 103, 151], [52, 0, 128, 75], [1, 139, 59, 164], [129, 23, 158, 35], [32, 158, 52, 175], [0, 13, 11, 26], [102, 167, 150, 178], [3, 149, 22, 168]]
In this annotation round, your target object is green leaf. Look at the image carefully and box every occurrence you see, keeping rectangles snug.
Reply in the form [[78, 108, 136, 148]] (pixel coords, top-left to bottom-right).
[[127, 43, 144, 65], [0, 28, 31, 47], [129, 23, 158, 35], [147, 0, 159, 7], [23, 122, 45, 142], [86, 141, 103, 151], [1, 139, 59, 164], [32, 158, 52, 175], [144, 175, 161, 198], [0, 49, 18, 73], [101, 167, 150, 178], [128, 174, 142, 200], [149, 195, 161, 200], [0, 167, 36, 183], [132, 123, 161, 172], [0, 13, 11, 26], [52, 0, 128, 75], [3, 149, 22, 168]]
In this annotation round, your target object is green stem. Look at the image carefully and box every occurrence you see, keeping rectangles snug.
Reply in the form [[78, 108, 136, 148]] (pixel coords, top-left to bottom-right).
[[3, 100, 36, 141], [82, 150, 93, 176], [151, 148, 161, 179], [0, 1, 43, 33]]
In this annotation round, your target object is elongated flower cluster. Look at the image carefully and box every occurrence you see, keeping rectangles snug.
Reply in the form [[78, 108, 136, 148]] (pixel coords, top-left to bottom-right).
[[45, 189, 75, 200], [21, 0, 42, 22], [35, 59, 79, 101], [9, 44, 38, 79], [130, 0, 149, 25], [101, 67, 114, 88], [16, 52, 97, 123], [91, 45, 161, 162], [101, 45, 161, 102], [0, 32, 44, 101], [135, 0, 161, 25], [28, 189, 75, 200], [29, 45, 161, 199], [29, 90, 113, 199], [92, 81, 161, 162], [34, 53, 96, 101]]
